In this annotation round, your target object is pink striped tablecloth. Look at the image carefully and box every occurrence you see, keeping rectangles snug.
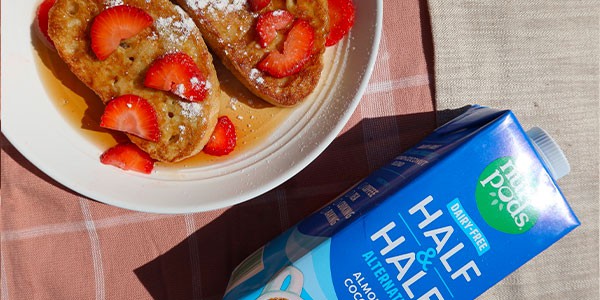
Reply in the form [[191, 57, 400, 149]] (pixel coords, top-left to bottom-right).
[[1, 1, 435, 299]]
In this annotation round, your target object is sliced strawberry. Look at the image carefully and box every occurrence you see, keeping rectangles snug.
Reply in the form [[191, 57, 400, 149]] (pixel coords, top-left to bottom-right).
[[90, 5, 153, 60], [144, 52, 208, 102], [100, 95, 161, 142], [325, 0, 355, 46], [203, 116, 237, 156], [257, 19, 314, 78], [256, 10, 294, 48], [36, 0, 57, 49], [100, 142, 155, 174], [248, 0, 270, 12]]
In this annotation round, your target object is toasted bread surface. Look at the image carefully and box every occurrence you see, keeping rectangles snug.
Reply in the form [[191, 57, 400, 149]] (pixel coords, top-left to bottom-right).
[[48, 0, 220, 162], [175, 0, 329, 107]]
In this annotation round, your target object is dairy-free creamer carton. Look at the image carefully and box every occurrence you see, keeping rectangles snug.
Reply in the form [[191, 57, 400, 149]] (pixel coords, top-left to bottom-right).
[[223, 106, 580, 300]]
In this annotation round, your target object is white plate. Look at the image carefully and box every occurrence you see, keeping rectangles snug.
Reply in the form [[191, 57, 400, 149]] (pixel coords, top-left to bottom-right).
[[1, 0, 382, 213]]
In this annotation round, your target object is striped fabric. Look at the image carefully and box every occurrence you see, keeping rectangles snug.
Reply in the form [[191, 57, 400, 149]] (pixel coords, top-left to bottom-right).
[[1, 1, 435, 299]]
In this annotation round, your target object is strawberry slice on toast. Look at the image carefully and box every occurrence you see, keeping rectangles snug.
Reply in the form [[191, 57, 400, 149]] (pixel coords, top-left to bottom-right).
[[144, 52, 209, 102], [249, 0, 271, 12], [100, 95, 161, 142], [90, 5, 153, 60], [257, 19, 315, 78], [256, 10, 295, 48]]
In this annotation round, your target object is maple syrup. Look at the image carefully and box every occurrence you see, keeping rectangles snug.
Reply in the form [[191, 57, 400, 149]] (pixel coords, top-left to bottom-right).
[[34, 39, 128, 148]]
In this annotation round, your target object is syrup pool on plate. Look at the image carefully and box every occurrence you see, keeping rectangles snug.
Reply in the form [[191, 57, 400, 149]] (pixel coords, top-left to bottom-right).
[[34, 38, 337, 168]]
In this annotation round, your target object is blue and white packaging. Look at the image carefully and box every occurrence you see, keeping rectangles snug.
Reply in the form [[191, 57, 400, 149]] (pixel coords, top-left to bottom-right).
[[223, 106, 580, 300]]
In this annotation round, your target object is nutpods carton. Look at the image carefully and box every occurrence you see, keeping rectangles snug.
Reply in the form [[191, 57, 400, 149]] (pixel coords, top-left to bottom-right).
[[223, 106, 579, 300]]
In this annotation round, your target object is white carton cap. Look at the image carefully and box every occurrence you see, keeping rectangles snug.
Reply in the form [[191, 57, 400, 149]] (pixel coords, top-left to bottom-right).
[[526, 127, 571, 180]]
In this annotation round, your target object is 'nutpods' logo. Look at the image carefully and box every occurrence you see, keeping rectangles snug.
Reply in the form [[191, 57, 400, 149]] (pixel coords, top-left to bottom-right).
[[476, 157, 538, 234]]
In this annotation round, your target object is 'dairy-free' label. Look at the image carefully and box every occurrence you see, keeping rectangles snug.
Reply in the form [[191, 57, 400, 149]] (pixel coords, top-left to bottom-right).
[[476, 157, 539, 234]]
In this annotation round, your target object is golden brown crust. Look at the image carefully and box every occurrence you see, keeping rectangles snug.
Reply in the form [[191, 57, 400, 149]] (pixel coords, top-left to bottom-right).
[[48, 0, 220, 162], [175, 0, 329, 107]]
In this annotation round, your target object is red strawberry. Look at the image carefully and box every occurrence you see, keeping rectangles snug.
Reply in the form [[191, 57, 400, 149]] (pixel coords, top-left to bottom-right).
[[256, 10, 294, 48], [90, 5, 153, 60], [144, 52, 208, 102], [100, 95, 161, 142], [248, 0, 270, 12], [325, 0, 355, 46], [257, 19, 314, 78], [100, 143, 155, 174], [36, 0, 57, 49], [203, 116, 237, 156]]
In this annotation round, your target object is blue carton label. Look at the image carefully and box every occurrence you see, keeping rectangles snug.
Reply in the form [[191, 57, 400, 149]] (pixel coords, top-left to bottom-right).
[[223, 106, 580, 300]]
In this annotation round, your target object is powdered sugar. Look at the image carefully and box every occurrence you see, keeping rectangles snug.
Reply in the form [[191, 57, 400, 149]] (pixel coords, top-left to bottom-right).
[[179, 101, 204, 118], [154, 7, 197, 48], [249, 68, 265, 85], [228, 97, 238, 111], [186, 0, 246, 14], [174, 83, 186, 97], [105, 0, 152, 7], [148, 31, 158, 40], [249, 69, 259, 79], [272, 10, 285, 16], [104, 0, 124, 7], [190, 77, 212, 92]]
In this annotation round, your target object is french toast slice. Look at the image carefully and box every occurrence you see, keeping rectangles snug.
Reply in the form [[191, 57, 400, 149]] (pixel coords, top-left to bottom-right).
[[175, 0, 329, 107], [48, 0, 220, 162]]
